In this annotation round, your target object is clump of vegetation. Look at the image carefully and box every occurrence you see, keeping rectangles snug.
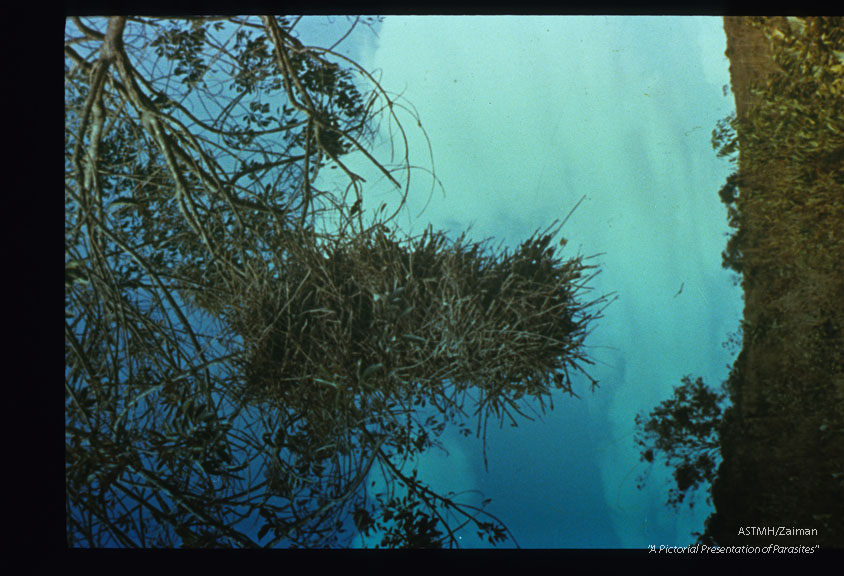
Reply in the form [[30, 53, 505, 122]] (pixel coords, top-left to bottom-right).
[[711, 17, 844, 282], [635, 376, 726, 509], [224, 222, 602, 438], [694, 17, 844, 546], [710, 113, 743, 278]]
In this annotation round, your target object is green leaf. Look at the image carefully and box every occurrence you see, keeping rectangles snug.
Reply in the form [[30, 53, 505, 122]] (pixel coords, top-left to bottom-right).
[[65, 260, 89, 286], [360, 363, 383, 381], [314, 377, 338, 388], [401, 334, 426, 344], [109, 197, 140, 209]]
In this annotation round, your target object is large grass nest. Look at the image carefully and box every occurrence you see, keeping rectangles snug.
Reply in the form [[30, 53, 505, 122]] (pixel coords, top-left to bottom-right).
[[222, 223, 605, 442]]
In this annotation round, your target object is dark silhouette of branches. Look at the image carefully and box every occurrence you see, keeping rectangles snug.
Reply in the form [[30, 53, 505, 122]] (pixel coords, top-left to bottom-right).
[[635, 375, 725, 509]]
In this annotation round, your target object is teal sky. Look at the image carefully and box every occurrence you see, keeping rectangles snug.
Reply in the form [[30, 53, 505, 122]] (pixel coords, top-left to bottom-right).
[[308, 16, 742, 548]]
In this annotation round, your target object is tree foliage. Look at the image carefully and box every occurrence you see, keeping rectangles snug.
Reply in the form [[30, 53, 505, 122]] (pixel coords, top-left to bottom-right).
[[65, 16, 606, 548], [711, 17, 844, 279], [635, 376, 725, 509]]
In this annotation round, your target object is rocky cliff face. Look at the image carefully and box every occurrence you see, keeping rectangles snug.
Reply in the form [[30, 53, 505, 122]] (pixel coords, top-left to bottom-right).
[[707, 17, 844, 549]]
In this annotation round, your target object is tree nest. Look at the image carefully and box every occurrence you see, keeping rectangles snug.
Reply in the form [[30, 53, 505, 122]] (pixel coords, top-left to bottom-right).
[[223, 223, 603, 439]]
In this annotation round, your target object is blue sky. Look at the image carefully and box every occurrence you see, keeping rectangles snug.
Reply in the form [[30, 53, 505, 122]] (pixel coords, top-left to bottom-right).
[[309, 16, 743, 548]]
